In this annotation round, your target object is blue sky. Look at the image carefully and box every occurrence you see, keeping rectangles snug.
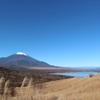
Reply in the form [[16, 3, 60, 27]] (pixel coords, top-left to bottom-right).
[[0, 0, 100, 67]]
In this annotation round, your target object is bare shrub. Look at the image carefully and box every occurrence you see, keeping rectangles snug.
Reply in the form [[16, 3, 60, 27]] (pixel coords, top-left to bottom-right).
[[27, 78, 33, 87], [89, 74, 94, 77], [7, 87, 16, 97], [4, 79, 10, 95], [21, 77, 28, 87], [0, 77, 5, 95]]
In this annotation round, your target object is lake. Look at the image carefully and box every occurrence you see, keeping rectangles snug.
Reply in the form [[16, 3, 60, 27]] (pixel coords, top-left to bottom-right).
[[52, 71, 100, 77]]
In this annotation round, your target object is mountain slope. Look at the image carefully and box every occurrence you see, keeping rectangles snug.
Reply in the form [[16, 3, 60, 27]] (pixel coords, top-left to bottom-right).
[[0, 52, 51, 67], [40, 74, 100, 100]]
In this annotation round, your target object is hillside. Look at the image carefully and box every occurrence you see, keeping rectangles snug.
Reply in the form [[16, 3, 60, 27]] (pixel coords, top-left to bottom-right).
[[40, 74, 100, 100], [8, 74, 100, 100], [0, 66, 100, 100], [0, 66, 73, 87]]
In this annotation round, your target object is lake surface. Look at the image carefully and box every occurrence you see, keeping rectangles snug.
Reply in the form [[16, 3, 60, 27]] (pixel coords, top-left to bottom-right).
[[52, 72, 100, 77]]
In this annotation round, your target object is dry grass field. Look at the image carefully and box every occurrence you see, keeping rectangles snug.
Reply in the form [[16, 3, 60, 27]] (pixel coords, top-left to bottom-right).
[[0, 74, 100, 100], [41, 74, 100, 100]]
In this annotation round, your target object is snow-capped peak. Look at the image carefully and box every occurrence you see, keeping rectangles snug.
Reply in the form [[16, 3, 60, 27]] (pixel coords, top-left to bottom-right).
[[16, 52, 27, 56]]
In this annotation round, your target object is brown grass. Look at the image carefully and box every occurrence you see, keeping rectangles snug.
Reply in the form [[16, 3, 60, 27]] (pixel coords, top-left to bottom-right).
[[41, 74, 100, 100], [0, 74, 100, 100]]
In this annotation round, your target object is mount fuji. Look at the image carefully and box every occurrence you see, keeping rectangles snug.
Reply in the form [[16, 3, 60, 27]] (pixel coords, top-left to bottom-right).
[[0, 52, 51, 67]]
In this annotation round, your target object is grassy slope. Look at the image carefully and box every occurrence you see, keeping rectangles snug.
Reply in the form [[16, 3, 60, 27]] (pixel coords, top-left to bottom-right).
[[40, 74, 100, 100]]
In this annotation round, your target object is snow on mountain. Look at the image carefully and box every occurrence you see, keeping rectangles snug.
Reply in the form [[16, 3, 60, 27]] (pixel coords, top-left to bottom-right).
[[16, 52, 27, 56]]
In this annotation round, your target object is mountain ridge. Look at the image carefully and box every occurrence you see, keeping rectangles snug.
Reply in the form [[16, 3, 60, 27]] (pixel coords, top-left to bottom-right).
[[0, 53, 51, 67]]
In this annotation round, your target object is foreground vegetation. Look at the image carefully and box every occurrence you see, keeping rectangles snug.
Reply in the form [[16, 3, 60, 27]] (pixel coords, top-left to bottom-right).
[[0, 74, 100, 100], [0, 66, 73, 100], [0, 77, 63, 100]]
